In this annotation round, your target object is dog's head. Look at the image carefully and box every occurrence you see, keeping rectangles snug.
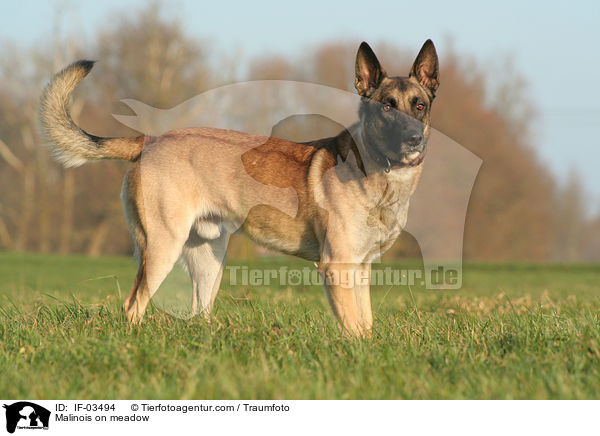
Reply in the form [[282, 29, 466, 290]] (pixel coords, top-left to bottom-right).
[[355, 40, 439, 170]]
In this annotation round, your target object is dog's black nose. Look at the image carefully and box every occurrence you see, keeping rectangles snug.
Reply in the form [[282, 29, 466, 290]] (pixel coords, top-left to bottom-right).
[[407, 134, 423, 147]]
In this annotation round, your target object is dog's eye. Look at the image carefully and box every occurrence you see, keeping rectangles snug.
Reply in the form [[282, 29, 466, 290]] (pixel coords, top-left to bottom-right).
[[382, 104, 391, 111], [415, 102, 426, 111]]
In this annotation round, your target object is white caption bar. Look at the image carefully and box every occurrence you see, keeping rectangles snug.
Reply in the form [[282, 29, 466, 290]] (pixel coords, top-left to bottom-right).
[[0, 400, 596, 435]]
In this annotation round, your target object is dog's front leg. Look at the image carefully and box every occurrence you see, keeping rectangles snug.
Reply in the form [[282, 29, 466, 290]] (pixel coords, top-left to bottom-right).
[[354, 263, 373, 331], [319, 261, 372, 337]]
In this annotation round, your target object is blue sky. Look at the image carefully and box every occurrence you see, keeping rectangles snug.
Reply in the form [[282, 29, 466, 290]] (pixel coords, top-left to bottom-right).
[[2, 0, 600, 211]]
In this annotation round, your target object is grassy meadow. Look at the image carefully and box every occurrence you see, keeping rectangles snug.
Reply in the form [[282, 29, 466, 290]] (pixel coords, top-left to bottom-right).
[[0, 252, 599, 399]]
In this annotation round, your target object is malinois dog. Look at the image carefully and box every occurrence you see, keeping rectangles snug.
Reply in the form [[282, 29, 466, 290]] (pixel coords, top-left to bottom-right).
[[40, 40, 439, 336]]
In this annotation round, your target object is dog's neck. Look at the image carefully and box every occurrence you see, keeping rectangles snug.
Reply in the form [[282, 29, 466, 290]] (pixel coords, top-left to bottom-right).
[[331, 124, 367, 175], [335, 123, 414, 177]]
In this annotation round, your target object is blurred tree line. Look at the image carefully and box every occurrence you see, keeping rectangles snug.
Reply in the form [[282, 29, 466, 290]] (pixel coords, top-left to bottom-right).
[[0, 4, 597, 262]]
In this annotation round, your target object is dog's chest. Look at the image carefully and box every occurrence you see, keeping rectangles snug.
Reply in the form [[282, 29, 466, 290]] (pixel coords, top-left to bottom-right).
[[368, 180, 410, 230], [363, 170, 417, 259]]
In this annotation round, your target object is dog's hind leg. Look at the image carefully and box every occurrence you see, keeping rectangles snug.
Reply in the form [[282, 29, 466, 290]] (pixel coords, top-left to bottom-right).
[[182, 230, 229, 317], [123, 256, 145, 315], [125, 226, 190, 323], [121, 167, 148, 318], [120, 164, 194, 323]]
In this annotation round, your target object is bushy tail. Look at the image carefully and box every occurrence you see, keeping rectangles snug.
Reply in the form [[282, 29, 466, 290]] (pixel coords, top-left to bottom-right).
[[39, 60, 145, 167]]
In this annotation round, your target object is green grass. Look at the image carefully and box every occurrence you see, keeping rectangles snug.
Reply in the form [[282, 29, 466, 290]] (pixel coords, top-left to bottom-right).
[[0, 252, 599, 399]]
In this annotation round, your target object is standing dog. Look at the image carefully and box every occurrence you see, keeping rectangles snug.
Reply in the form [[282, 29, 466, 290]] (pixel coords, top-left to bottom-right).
[[40, 40, 439, 336]]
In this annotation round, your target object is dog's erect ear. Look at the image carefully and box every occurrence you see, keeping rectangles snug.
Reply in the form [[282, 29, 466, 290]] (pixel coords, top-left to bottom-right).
[[410, 39, 439, 94], [355, 42, 386, 97]]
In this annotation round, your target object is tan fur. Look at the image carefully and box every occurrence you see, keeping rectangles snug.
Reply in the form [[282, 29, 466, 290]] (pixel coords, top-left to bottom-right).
[[40, 41, 438, 336]]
